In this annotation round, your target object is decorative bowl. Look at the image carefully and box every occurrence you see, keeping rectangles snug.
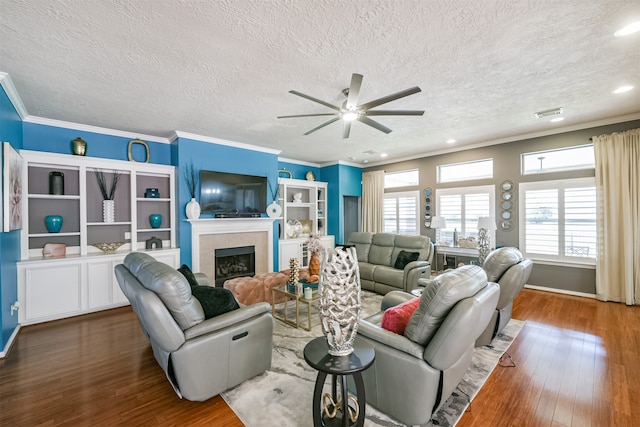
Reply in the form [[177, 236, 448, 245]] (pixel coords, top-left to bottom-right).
[[92, 242, 125, 254]]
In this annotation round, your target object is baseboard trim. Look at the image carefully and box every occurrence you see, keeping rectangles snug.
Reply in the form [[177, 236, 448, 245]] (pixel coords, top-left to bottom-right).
[[524, 284, 596, 299], [0, 324, 21, 359]]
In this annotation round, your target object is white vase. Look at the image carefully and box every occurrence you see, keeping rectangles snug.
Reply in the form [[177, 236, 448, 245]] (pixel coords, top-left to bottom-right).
[[103, 200, 115, 223], [318, 246, 361, 356], [186, 198, 201, 220], [266, 201, 282, 218]]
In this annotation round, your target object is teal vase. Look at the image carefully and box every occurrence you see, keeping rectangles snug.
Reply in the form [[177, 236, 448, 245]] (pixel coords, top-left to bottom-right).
[[149, 214, 162, 228], [45, 215, 63, 233]]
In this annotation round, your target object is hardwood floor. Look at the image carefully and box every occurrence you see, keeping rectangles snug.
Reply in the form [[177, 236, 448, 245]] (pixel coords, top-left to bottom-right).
[[1, 289, 638, 426]]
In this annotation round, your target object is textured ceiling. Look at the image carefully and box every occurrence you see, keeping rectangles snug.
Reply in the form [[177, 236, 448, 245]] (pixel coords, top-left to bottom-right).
[[1, 0, 639, 165]]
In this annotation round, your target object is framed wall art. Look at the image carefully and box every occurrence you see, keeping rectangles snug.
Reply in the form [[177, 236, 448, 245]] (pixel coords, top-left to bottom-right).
[[4, 142, 24, 231]]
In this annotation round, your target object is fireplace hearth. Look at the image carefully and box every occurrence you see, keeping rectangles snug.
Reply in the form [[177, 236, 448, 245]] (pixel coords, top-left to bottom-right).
[[214, 245, 256, 287]]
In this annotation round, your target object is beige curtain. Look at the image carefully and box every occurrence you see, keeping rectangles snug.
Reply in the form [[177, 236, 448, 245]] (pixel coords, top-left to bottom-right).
[[593, 128, 640, 305], [362, 170, 385, 233]]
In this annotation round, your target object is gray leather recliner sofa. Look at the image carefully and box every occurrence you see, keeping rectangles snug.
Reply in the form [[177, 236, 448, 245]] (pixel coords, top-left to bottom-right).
[[355, 265, 499, 425], [347, 232, 434, 294], [114, 252, 273, 401]]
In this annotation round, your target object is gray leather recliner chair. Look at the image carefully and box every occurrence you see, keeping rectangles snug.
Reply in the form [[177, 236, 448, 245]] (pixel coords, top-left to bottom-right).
[[114, 252, 273, 401], [475, 247, 533, 347], [354, 265, 499, 426]]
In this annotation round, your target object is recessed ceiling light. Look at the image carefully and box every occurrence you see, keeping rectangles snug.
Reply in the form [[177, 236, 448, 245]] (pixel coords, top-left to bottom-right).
[[614, 21, 640, 37], [446, 139, 456, 144], [550, 117, 564, 123], [348, 156, 356, 161], [363, 160, 369, 163], [613, 85, 634, 94], [380, 153, 388, 158], [363, 150, 377, 155]]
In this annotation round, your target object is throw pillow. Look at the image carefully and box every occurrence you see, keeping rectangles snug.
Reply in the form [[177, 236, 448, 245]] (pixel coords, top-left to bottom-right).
[[381, 297, 421, 334], [177, 264, 200, 288], [394, 250, 420, 270], [191, 286, 240, 319]]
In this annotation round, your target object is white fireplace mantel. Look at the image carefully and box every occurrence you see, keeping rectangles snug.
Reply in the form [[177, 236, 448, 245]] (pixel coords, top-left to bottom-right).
[[188, 218, 276, 274]]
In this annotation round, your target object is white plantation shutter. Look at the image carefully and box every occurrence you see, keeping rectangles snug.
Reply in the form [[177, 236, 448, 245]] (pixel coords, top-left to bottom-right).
[[384, 191, 419, 235], [436, 186, 495, 243]]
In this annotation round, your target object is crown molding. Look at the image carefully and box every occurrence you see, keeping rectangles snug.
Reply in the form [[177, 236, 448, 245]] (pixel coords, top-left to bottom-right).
[[23, 116, 172, 144], [365, 112, 640, 167], [174, 130, 281, 155], [0, 72, 28, 119], [277, 157, 322, 168]]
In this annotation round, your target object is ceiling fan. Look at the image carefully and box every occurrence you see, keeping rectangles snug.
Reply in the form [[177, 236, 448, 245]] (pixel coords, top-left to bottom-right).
[[277, 73, 424, 138]]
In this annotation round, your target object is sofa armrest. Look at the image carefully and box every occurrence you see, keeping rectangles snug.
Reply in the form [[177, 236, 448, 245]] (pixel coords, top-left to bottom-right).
[[381, 290, 415, 310], [402, 260, 431, 292], [358, 318, 425, 359], [194, 272, 211, 287], [184, 302, 271, 340]]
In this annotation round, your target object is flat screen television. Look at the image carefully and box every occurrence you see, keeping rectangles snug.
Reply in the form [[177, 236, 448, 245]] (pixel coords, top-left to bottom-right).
[[199, 170, 267, 216]]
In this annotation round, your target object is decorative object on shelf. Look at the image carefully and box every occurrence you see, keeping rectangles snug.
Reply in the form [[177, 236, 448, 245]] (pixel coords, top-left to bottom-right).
[[424, 187, 432, 228], [266, 178, 281, 218], [286, 219, 302, 238], [499, 180, 515, 231], [305, 170, 316, 181], [430, 216, 447, 245], [292, 192, 303, 203], [71, 137, 87, 156], [145, 188, 160, 198], [277, 168, 292, 179], [183, 161, 201, 220], [304, 287, 313, 300], [306, 233, 323, 277], [127, 138, 150, 163], [318, 246, 361, 356], [94, 169, 121, 223], [44, 215, 63, 233], [149, 214, 162, 228], [92, 242, 125, 254], [145, 236, 163, 249], [457, 236, 478, 249], [477, 216, 497, 264], [3, 142, 24, 231], [288, 257, 301, 294], [300, 219, 313, 235], [453, 228, 459, 246], [43, 242, 66, 257], [49, 171, 64, 195]]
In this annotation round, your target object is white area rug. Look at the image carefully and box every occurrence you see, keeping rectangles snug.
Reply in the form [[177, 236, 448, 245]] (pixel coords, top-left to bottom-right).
[[222, 291, 524, 426]]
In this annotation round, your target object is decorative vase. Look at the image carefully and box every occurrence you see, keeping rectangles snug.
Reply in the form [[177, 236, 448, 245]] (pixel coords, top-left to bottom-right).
[[186, 198, 201, 220], [266, 201, 282, 218], [149, 214, 162, 228], [71, 137, 87, 156], [103, 200, 115, 223], [45, 215, 63, 233], [308, 252, 320, 276], [318, 246, 361, 356]]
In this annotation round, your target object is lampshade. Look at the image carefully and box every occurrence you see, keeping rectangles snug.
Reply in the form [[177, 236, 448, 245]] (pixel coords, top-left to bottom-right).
[[430, 216, 447, 229], [477, 216, 497, 230]]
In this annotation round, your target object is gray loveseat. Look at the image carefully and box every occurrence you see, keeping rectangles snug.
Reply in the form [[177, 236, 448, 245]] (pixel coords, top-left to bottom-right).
[[114, 252, 273, 401], [347, 232, 434, 294]]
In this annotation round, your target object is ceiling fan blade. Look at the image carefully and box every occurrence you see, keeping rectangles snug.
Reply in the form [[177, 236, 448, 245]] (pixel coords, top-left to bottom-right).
[[357, 116, 392, 134], [345, 73, 363, 110], [277, 113, 338, 119], [342, 120, 352, 139], [303, 117, 341, 135], [358, 86, 422, 110], [365, 110, 425, 116], [289, 90, 341, 111]]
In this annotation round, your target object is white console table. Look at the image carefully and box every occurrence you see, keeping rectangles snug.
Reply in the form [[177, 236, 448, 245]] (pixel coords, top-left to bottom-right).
[[434, 246, 480, 272]]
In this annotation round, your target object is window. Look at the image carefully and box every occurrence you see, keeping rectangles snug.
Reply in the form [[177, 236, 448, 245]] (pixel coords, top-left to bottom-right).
[[436, 185, 495, 244], [519, 177, 596, 265], [384, 191, 419, 235], [437, 158, 493, 183], [521, 144, 594, 175], [384, 169, 419, 188]]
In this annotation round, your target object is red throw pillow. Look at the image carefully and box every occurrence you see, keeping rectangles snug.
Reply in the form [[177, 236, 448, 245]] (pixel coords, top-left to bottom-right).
[[381, 297, 421, 335]]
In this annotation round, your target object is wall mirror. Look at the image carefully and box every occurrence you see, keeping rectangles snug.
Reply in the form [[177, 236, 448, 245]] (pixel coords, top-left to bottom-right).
[[502, 192, 512, 200], [424, 187, 432, 227], [500, 220, 513, 231], [502, 201, 512, 210], [501, 181, 513, 191], [499, 180, 515, 231]]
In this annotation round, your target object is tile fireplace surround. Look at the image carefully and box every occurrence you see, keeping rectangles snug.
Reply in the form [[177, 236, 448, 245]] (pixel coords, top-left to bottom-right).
[[189, 218, 276, 286]]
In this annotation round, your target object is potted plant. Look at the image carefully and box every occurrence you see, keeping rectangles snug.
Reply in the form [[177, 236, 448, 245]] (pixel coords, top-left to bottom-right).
[[94, 169, 121, 223], [183, 162, 200, 219]]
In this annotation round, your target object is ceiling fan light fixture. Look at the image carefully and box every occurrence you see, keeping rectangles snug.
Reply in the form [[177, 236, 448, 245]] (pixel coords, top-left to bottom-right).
[[342, 110, 358, 121], [613, 85, 634, 94], [614, 21, 640, 37]]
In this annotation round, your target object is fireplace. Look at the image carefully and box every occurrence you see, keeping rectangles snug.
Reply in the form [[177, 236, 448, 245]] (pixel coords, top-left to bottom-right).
[[214, 245, 256, 287]]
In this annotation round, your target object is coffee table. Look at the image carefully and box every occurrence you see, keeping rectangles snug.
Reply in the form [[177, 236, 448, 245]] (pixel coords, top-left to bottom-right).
[[272, 285, 319, 331]]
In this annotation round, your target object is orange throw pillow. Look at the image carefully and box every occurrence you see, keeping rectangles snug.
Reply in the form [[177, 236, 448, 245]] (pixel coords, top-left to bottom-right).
[[381, 297, 421, 335]]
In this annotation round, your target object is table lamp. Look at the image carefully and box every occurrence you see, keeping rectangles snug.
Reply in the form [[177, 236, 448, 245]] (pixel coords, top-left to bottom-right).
[[477, 216, 497, 265], [430, 216, 447, 245]]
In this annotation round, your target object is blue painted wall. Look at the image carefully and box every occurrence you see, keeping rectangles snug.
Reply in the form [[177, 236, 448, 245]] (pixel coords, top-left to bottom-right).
[[22, 122, 172, 165], [0, 84, 23, 353], [176, 137, 280, 270], [277, 161, 321, 181], [322, 163, 362, 244]]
